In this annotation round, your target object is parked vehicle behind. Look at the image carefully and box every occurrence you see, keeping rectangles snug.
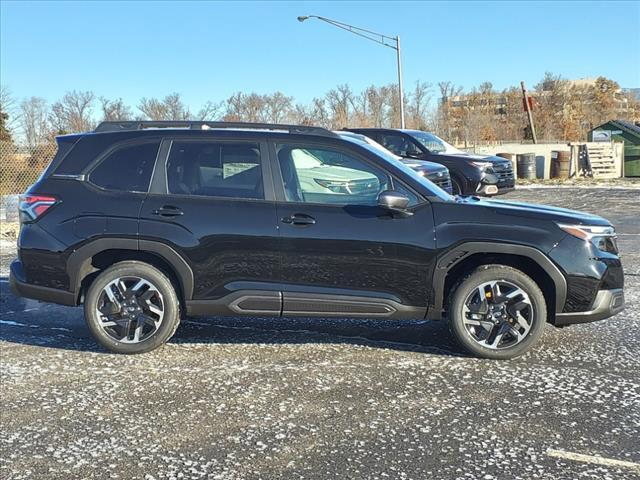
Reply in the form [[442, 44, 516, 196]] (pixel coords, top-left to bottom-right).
[[347, 128, 514, 196], [11, 121, 624, 359], [336, 131, 453, 194]]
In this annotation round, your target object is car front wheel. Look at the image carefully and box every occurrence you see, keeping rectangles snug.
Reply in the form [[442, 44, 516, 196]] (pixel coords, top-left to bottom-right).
[[451, 177, 463, 195], [84, 261, 181, 354], [448, 265, 546, 359]]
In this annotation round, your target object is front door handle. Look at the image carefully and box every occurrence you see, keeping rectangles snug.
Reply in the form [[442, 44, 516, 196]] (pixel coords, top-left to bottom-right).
[[152, 205, 184, 217], [281, 214, 316, 226]]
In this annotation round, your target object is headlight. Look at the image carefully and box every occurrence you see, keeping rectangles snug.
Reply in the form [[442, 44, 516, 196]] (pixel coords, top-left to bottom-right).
[[557, 223, 618, 254], [314, 178, 349, 193], [471, 161, 493, 171]]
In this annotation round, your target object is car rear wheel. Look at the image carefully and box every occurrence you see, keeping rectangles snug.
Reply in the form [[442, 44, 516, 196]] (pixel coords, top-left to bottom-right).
[[84, 261, 181, 354], [448, 265, 546, 359]]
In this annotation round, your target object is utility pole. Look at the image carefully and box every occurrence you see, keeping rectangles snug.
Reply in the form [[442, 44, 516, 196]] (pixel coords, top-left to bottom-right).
[[521, 81, 537, 144]]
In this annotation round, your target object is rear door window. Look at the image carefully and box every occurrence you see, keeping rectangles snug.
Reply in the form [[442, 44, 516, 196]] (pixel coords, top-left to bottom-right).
[[90, 141, 160, 192], [166, 141, 264, 199], [378, 133, 416, 157]]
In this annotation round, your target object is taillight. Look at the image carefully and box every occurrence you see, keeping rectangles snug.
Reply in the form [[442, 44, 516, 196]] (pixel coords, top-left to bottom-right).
[[19, 194, 58, 222]]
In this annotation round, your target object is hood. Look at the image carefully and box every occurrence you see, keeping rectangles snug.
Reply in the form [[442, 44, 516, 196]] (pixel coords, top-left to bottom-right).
[[432, 151, 512, 167], [401, 158, 448, 174], [461, 196, 611, 226]]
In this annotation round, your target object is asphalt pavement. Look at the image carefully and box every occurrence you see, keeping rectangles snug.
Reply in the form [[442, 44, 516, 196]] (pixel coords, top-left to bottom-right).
[[1, 187, 639, 480]]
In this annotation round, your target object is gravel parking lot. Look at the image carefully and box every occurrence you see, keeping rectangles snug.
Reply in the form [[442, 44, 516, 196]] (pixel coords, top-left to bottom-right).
[[1, 187, 639, 480]]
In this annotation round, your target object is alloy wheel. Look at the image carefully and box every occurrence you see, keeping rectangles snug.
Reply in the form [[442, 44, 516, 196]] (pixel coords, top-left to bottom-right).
[[461, 280, 534, 350], [95, 276, 165, 343]]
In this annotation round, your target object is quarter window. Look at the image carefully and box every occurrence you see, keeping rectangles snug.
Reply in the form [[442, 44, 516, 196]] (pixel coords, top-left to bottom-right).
[[166, 141, 263, 199], [90, 141, 160, 192], [276, 144, 391, 206]]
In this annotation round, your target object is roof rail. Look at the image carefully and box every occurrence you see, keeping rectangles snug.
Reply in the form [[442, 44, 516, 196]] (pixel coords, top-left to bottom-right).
[[94, 121, 337, 137]]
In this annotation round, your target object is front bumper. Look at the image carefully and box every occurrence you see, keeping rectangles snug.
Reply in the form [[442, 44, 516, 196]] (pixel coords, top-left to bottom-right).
[[476, 172, 515, 196], [9, 259, 76, 306], [554, 288, 625, 326], [477, 184, 515, 196]]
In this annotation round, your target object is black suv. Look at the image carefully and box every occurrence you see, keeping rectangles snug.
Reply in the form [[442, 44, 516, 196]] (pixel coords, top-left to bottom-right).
[[10, 121, 624, 359], [348, 128, 515, 196], [337, 131, 453, 193]]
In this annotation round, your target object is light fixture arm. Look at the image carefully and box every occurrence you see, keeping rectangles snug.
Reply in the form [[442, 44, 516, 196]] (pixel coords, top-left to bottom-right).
[[306, 15, 398, 50], [298, 14, 406, 128]]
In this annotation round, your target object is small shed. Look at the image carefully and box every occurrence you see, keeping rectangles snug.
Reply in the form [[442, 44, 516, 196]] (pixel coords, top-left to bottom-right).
[[589, 120, 640, 177]]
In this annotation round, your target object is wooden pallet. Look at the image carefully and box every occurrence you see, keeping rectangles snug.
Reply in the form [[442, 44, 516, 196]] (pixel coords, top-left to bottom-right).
[[569, 142, 623, 178]]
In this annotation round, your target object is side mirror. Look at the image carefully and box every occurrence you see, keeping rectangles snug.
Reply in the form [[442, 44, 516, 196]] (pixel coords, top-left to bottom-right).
[[404, 150, 423, 159], [378, 190, 411, 215]]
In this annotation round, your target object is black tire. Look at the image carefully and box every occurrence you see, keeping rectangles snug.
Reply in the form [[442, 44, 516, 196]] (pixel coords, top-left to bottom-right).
[[448, 265, 546, 360], [84, 261, 181, 354], [451, 177, 464, 195]]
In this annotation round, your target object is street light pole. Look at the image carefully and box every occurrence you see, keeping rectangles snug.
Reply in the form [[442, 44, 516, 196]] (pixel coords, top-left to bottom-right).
[[395, 36, 405, 129], [298, 15, 406, 129]]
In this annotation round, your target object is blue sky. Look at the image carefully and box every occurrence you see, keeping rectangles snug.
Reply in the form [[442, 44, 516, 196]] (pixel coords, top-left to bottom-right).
[[1, 0, 639, 111]]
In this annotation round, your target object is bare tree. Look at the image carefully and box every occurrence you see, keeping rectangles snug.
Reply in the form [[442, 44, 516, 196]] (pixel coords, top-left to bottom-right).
[[351, 90, 369, 126], [20, 97, 51, 148], [365, 85, 388, 128], [289, 103, 315, 125], [436, 81, 462, 140], [138, 97, 168, 120], [326, 84, 354, 128], [197, 100, 224, 121], [0, 86, 19, 139], [264, 92, 293, 124], [100, 97, 133, 122], [592, 77, 621, 126], [310, 98, 330, 128], [138, 93, 191, 120], [223, 92, 266, 122], [7, 72, 638, 147], [164, 93, 191, 120], [224, 92, 245, 122], [49, 90, 96, 134], [245, 93, 267, 122], [407, 81, 432, 129]]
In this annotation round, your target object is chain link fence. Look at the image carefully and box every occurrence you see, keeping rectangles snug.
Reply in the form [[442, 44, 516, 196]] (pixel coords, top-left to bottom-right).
[[1, 141, 57, 195], [1, 142, 57, 228]]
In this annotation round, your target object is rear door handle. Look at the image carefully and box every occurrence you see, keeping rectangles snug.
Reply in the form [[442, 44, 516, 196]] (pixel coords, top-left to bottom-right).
[[152, 205, 184, 217], [281, 214, 316, 226]]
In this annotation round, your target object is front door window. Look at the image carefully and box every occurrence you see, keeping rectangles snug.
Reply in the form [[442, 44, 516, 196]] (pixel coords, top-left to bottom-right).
[[276, 145, 390, 206]]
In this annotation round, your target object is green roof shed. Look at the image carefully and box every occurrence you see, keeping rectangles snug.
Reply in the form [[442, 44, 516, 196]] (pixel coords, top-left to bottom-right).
[[589, 120, 640, 177]]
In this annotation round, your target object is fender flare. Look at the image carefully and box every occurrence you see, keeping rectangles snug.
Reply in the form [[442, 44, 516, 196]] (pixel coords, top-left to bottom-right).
[[67, 238, 194, 301], [430, 242, 567, 318]]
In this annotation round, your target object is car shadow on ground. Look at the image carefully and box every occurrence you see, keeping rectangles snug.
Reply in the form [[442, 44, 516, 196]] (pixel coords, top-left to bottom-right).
[[0, 311, 466, 358], [0, 276, 465, 357], [175, 316, 465, 356]]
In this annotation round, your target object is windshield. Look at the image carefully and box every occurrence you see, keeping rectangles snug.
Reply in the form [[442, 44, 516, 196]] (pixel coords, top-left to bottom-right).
[[339, 134, 453, 202], [409, 131, 465, 155]]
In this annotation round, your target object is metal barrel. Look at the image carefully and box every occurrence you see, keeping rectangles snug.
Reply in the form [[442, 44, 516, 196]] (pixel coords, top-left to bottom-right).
[[551, 151, 571, 178], [516, 153, 536, 179], [497, 152, 517, 177]]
